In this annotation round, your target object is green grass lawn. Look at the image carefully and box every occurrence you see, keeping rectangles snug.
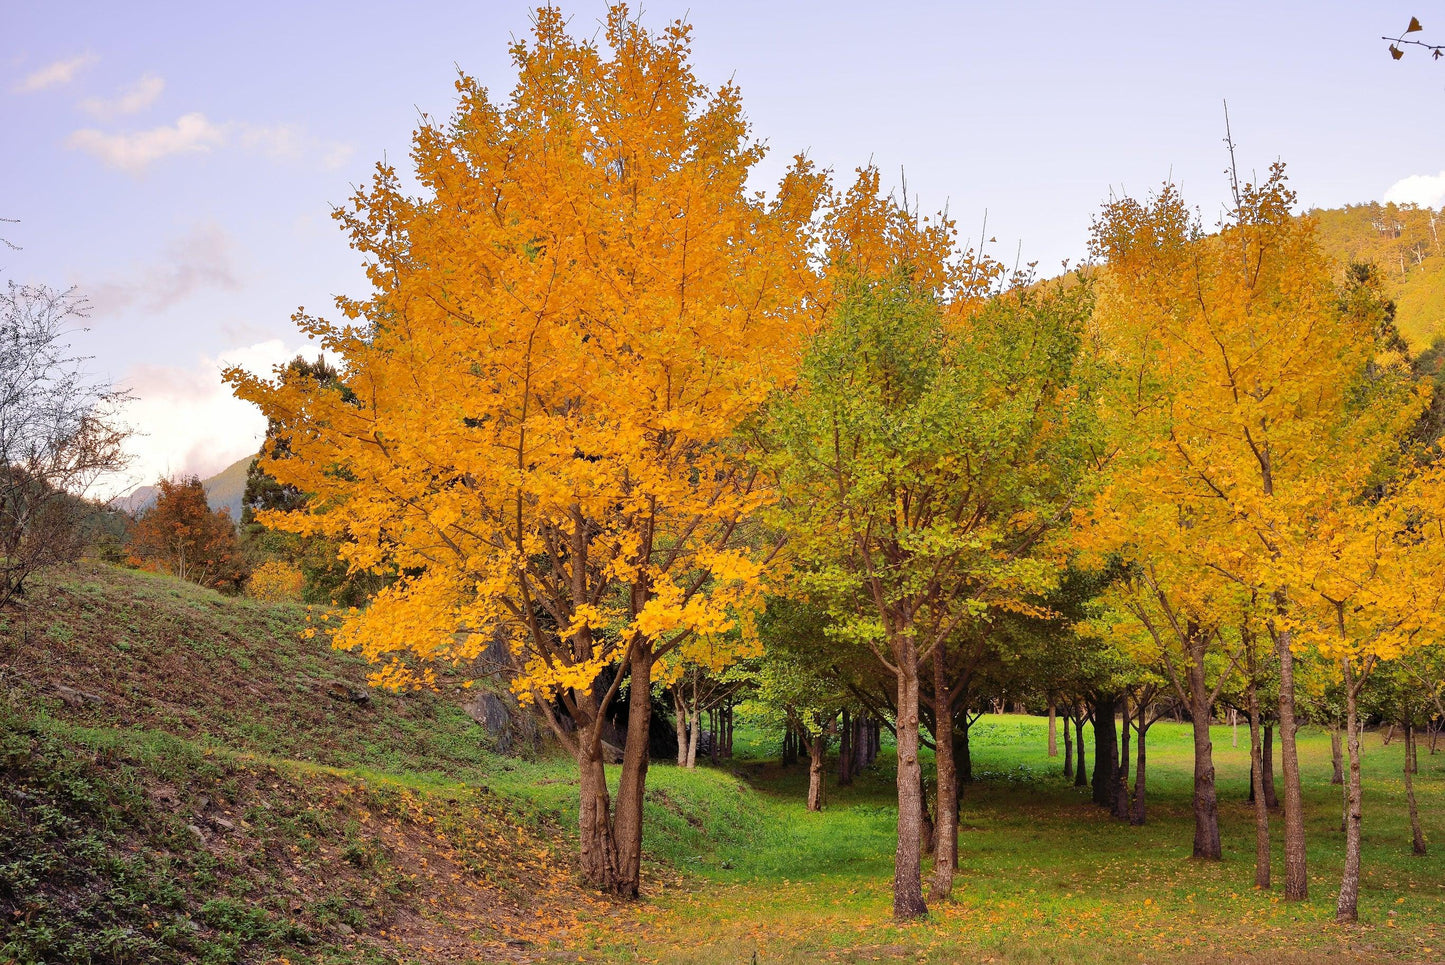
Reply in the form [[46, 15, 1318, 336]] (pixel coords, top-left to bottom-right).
[[565, 715, 1445, 964]]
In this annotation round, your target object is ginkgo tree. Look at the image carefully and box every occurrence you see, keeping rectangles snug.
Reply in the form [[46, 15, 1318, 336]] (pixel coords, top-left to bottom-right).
[[1080, 162, 1418, 896], [228, 5, 826, 897], [1289, 468, 1445, 923], [767, 220, 1093, 916]]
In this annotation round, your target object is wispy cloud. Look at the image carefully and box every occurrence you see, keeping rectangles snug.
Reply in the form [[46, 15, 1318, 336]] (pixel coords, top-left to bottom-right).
[[1384, 171, 1445, 209], [238, 122, 355, 171], [67, 113, 353, 174], [66, 112, 225, 172], [14, 53, 97, 92], [86, 223, 240, 318], [80, 73, 165, 118]]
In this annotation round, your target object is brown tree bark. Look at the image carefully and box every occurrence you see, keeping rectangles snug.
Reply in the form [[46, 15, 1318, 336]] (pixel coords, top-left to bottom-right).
[[1074, 708, 1088, 788], [1131, 704, 1149, 825], [1113, 694, 1131, 820], [1276, 625, 1308, 900], [1404, 723, 1426, 856], [672, 688, 689, 766], [893, 635, 929, 920], [1092, 694, 1118, 808], [577, 736, 621, 892], [838, 708, 854, 786], [1185, 644, 1222, 860], [1330, 726, 1344, 785], [1262, 724, 1278, 809], [931, 640, 957, 899], [1336, 657, 1364, 923], [612, 643, 654, 898], [1247, 673, 1270, 889], [806, 724, 826, 812], [1062, 705, 1074, 779]]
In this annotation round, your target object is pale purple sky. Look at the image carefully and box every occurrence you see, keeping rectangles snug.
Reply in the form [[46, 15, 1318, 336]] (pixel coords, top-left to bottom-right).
[[4, 1, 1442, 495]]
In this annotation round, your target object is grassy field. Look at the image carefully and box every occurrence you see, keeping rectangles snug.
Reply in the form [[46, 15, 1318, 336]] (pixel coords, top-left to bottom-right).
[[4, 565, 1445, 964]]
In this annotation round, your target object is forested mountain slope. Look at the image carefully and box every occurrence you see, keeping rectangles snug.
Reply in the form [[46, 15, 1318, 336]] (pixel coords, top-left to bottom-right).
[[1311, 202, 1445, 349]]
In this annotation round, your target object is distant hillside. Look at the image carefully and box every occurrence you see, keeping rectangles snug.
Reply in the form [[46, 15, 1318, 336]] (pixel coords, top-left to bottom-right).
[[1310, 202, 1445, 350], [112, 454, 253, 520]]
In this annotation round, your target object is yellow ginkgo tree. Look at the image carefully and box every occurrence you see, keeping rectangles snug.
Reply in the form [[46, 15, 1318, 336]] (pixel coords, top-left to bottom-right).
[[1290, 470, 1445, 923], [227, 5, 825, 897]]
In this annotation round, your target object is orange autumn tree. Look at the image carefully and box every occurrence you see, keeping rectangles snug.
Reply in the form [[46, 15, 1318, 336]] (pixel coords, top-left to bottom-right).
[[1080, 162, 1418, 895], [227, 5, 825, 897]]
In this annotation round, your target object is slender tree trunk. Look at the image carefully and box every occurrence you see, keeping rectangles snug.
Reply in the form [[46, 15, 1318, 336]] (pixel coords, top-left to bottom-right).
[[1404, 723, 1426, 856], [1048, 699, 1058, 757], [1263, 725, 1278, 809], [612, 644, 653, 898], [673, 689, 689, 766], [931, 640, 957, 899], [1331, 726, 1344, 785], [686, 709, 701, 768], [892, 635, 928, 920], [1131, 719, 1149, 825], [1113, 696, 1131, 820], [958, 717, 973, 783], [710, 709, 719, 765], [1383, 723, 1395, 746], [577, 735, 621, 892], [1248, 674, 1270, 889], [1186, 646, 1222, 860], [839, 708, 854, 786], [806, 726, 826, 812], [1074, 711, 1088, 788], [1276, 625, 1308, 900], [855, 716, 870, 773], [1337, 660, 1363, 924], [1063, 710, 1074, 779], [725, 704, 734, 758]]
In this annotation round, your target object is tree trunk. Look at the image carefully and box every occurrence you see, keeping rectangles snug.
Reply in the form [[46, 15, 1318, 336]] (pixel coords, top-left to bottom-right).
[[1074, 711, 1088, 788], [686, 708, 701, 768], [1092, 695, 1117, 808], [931, 640, 957, 900], [1186, 646, 1222, 860], [1248, 675, 1270, 890], [855, 715, 871, 773], [1383, 723, 1395, 746], [1276, 626, 1308, 900], [1112, 696, 1131, 820], [1404, 723, 1426, 856], [839, 708, 854, 786], [806, 726, 826, 812], [612, 644, 653, 898], [1063, 709, 1074, 779], [1336, 659, 1363, 924], [958, 716, 973, 783], [1262, 724, 1278, 809], [1048, 699, 1058, 757], [892, 635, 928, 920], [673, 689, 689, 766], [1331, 726, 1344, 785], [710, 709, 719, 765], [1131, 718, 1148, 825], [577, 737, 621, 892]]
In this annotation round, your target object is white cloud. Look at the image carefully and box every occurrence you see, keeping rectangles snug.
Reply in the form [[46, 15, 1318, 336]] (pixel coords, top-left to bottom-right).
[[66, 112, 225, 173], [14, 53, 96, 92], [239, 122, 354, 171], [80, 73, 164, 118], [66, 113, 354, 174], [117, 339, 310, 490], [86, 223, 240, 318], [1384, 171, 1445, 209]]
